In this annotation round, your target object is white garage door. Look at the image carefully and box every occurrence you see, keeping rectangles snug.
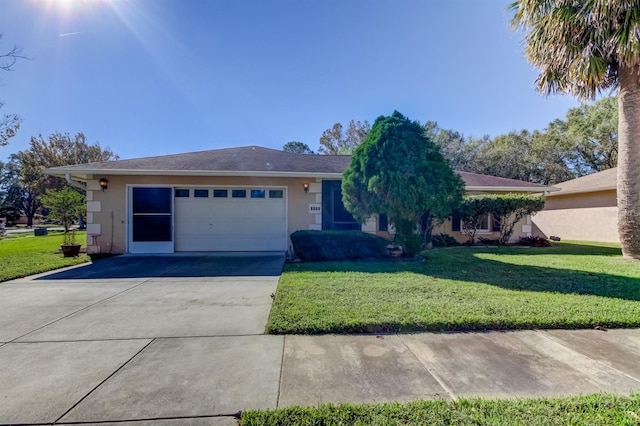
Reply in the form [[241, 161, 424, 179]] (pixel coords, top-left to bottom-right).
[[174, 187, 287, 252]]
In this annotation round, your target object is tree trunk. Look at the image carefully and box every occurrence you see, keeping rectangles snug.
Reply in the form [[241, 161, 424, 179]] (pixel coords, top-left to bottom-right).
[[617, 65, 640, 259]]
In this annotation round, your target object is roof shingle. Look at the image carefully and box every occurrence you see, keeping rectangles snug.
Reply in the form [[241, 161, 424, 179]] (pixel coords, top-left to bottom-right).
[[46, 145, 548, 190]]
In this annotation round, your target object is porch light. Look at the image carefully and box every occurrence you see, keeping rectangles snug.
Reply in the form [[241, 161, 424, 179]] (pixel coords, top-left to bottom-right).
[[99, 178, 109, 191], [303, 182, 309, 193]]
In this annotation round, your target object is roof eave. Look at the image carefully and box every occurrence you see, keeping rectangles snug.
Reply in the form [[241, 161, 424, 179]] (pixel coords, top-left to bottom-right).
[[43, 168, 345, 180], [465, 185, 558, 193], [545, 185, 617, 197]]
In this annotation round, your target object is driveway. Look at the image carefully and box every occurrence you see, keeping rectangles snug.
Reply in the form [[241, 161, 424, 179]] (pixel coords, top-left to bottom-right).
[[0, 253, 285, 425]]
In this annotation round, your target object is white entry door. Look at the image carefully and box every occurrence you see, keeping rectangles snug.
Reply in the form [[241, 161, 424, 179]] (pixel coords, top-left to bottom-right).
[[174, 187, 287, 252], [128, 187, 174, 253]]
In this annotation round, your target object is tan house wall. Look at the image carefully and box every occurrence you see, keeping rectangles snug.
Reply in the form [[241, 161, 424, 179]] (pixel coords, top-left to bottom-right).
[[533, 189, 619, 243], [85, 175, 543, 253], [85, 175, 321, 254]]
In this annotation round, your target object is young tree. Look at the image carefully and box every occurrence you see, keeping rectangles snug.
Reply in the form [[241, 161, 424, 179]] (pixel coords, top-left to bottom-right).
[[318, 119, 370, 155], [282, 141, 314, 154], [342, 111, 464, 254], [511, 1, 640, 259], [18, 132, 118, 226], [41, 188, 84, 245]]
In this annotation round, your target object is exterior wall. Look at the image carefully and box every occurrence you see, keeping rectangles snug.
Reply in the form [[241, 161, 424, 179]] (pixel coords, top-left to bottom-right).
[[85, 175, 321, 254], [437, 215, 531, 244], [533, 189, 619, 243]]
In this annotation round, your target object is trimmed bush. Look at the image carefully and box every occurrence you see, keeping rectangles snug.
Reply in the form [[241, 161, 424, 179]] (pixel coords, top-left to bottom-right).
[[290, 230, 390, 261], [432, 233, 459, 247], [519, 236, 552, 247]]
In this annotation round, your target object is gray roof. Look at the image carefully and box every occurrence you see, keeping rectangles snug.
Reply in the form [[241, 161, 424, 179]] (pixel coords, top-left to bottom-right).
[[45, 145, 551, 191], [48, 146, 351, 175], [547, 167, 617, 196]]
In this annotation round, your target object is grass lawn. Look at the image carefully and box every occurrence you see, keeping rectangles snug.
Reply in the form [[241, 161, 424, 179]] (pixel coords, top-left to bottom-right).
[[0, 231, 89, 282], [242, 393, 640, 425], [267, 241, 640, 334]]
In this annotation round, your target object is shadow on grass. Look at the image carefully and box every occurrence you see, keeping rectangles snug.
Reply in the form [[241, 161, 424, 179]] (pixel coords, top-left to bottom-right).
[[284, 243, 640, 302]]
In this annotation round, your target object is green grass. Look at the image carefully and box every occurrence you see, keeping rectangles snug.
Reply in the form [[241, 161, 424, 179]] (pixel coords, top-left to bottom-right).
[[267, 241, 640, 334], [0, 231, 89, 282], [242, 393, 640, 425]]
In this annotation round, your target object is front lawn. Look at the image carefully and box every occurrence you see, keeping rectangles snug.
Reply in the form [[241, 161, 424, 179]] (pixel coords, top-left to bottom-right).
[[267, 241, 640, 334], [0, 231, 89, 282], [242, 393, 640, 425]]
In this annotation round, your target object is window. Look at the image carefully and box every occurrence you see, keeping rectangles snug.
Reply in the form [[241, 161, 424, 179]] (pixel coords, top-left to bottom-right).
[[251, 189, 265, 198], [462, 213, 491, 233], [175, 189, 189, 198], [378, 214, 388, 232], [232, 189, 246, 198], [213, 189, 228, 198], [194, 189, 209, 198], [269, 189, 284, 199]]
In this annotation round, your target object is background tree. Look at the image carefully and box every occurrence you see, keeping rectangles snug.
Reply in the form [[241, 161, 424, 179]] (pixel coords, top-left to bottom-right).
[[17, 132, 118, 226], [511, 1, 640, 259], [282, 141, 314, 154], [342, 111, 464, 255], [563, 96, 618, 175], [318, 119, 370, 155], [0, 156, 23, 223], [423, 121, 483, 171], [0, 34, 27, 147]]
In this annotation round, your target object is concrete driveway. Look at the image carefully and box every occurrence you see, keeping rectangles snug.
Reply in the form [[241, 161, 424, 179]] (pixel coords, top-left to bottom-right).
[[0, 254, 284, 425]]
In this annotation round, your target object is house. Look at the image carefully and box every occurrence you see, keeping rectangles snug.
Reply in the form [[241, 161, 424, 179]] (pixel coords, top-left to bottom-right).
[[533, 167, 619, 243], [44, 146, 555, 254]]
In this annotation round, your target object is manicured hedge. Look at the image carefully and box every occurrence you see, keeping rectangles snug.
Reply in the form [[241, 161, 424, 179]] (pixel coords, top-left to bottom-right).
[[290, 230, 389, 261]]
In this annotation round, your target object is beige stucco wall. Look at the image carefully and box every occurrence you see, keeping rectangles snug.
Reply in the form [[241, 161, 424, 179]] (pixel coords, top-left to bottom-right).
[[84, 175, 321, 254], [533, 189, 619, 243]]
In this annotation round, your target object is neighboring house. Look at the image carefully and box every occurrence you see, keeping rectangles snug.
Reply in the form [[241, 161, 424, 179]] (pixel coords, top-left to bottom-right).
[[533, 167, 619, 243], [44, 146, 554, 254]]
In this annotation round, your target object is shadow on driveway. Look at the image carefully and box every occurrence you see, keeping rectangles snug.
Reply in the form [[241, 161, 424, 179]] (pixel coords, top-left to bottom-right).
[[36, 253, 285, 280]]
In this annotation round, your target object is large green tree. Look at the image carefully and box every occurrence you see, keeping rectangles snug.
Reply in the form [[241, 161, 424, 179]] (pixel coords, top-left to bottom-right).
[[342, 111, 464, 254], [18, 132, 118, 226], [511, 1, 640, 258]]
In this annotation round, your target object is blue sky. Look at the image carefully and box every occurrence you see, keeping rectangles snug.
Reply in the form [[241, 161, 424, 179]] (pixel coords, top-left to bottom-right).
[[0, 0, 581, 161]]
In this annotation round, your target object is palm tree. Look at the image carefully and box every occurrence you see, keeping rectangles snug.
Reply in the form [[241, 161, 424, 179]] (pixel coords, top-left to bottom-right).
[[511, 1, 640, 259]]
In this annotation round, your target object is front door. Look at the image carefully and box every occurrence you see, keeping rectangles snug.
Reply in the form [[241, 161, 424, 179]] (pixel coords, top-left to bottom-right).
[[128, 187, 174, 253]]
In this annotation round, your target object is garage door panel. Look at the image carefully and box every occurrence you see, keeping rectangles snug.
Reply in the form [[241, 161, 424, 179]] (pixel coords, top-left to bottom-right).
[[174, 188, 287, 252]]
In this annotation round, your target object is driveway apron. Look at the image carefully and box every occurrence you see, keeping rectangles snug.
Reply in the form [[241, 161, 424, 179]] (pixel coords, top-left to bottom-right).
[[0, 253, 284, 424]]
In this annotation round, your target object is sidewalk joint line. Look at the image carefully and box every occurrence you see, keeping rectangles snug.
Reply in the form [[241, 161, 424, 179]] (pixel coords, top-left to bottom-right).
[[53, 338, 157, 424], [534, 329, 640, 385], [7, 277, 158, 344], [397, 334, 458, 401], [276, 335, 286, 408]]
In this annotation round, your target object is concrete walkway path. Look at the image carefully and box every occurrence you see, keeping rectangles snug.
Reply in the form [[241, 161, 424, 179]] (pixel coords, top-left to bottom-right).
[[2, 257, 640, 424]]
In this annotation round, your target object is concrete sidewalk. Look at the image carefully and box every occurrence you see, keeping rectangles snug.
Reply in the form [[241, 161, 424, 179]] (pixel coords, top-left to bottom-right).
[[3, 329, 640, 425]]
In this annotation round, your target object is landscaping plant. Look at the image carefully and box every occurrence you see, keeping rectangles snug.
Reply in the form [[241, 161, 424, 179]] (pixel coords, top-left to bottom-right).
[[342, 111, 464, 255]]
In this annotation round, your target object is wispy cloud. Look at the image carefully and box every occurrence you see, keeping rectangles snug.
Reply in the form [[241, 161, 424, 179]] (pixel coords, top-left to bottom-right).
[[59, 32, 82, 38]]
